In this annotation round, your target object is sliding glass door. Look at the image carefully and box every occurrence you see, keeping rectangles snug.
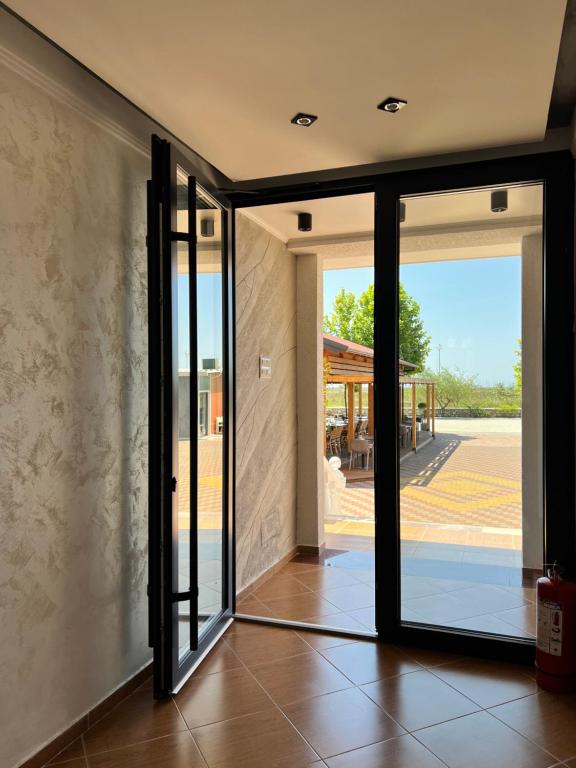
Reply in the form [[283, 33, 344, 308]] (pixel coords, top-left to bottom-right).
[[147, 135, 232, 696]]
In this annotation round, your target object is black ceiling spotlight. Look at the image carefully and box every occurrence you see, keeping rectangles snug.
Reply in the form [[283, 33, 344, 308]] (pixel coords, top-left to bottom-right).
[[298, 212, 312, 232], [491, 189, 508, 213], [291, 112, 318, 127], [378, 97, 408, 113], [399, 201, 406, 223], [200, 218, 215, 237]]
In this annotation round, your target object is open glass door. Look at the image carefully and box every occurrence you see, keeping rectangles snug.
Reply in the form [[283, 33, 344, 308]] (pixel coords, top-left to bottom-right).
[[147, 135, 232, 696]]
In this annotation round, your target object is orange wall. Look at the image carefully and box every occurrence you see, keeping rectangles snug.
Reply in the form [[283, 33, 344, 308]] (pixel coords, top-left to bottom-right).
[[210, 374, 223, 433]]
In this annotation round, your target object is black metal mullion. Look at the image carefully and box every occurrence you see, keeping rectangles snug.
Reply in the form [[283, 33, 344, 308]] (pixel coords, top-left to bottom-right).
[[374, 183, 401, 642], [161, 137, 176, 695], [542, 159, 576, 576]]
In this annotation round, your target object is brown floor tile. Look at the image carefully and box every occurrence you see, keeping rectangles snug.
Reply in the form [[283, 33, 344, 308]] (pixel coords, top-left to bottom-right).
[[252, 573, 313, 600], [195, 642, 243, 676], [224, 624, 311, 667], [312, 612, 370, 632], [259, 592, 339, 621], [412, 711, 555, 768], [234, 595, 273, 617], [322, 584, 375, 612], [175, 666, 273, 729], [346, 607, 375, 630], [493, 603, 537, 636], [190, 707, 319, 767], [86, 732, 206, 767], [47, 761, 86, 768], [280, 561, 324, 576], [402, 646, 467, 668], [282, 686, 404, 758], [361, 669, 479, 731], [223, 618, 264, 637], [431, 658, 537, 708], [325, 733, 446, 768], [292, 567, 360, 591], [490, 691, 576, 761], [47, 738, 85, 764], [297, 630, 358, 651], [320, 642, 421, 686], [82, 688, 186, 756], [250, 651, 352, 705]]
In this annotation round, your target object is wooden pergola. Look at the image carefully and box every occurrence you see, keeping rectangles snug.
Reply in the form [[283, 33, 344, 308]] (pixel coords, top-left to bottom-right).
[[324, 334, 435, 451], [400, 376, 436, 449]]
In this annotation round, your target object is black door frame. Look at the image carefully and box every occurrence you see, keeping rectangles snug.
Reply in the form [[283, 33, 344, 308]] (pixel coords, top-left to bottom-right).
[[230, 150, 575, 662], [148, 135, 234, 697]]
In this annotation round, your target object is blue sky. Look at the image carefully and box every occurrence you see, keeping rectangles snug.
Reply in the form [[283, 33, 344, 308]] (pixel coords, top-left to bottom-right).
[[324, 257, 521, 386], [178, 256, 520, 385], [178, 274, 223, 369]]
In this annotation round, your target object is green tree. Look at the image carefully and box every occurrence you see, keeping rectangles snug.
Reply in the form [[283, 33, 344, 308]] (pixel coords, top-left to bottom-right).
[[429, 367, 478, 415], [513, 339, 522, 391], [398, 285, 430, 370], [324, 283, 431, 370], [324, 289, 357, 342]]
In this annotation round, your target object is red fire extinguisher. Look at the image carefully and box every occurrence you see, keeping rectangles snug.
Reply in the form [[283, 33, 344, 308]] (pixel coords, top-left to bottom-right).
[[536, 563, 576, 693]]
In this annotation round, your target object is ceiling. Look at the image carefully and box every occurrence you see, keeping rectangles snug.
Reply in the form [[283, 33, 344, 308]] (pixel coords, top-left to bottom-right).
[[5, 0, 567, 181], [242, 183, 543, 269], [245, 184, 543, 244]]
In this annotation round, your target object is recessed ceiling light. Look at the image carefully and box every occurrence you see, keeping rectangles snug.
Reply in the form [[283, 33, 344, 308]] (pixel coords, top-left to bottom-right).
[[377, 97, 408, 113], [291, 112, 318, 127], [491, 189, 508, 213]]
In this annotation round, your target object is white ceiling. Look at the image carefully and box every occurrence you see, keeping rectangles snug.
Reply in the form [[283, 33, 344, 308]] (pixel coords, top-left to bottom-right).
[[6, 0, 567, 181], [245, 184, 543, 243]]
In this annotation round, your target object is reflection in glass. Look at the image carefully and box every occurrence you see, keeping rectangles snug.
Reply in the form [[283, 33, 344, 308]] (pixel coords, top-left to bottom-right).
[[398, 183, 543, 639], [195, 188, 224, 636], [176, 165, 189, 233], [175, 167, 191, 660], [176, 178, 225, 658]]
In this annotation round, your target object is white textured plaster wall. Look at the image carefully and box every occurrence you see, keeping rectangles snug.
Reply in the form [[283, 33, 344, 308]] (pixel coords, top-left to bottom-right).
[[235, 213, 297, 591], [0, 62, 150, 768]]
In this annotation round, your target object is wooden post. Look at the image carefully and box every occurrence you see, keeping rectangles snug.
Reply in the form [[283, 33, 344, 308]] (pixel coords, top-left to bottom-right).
[[347, 381, 355, 450], [426, 383, 430, 431], [431, 383, 436, 436], [368, 383, 374, 436], [358, 383, 363, 420], [411, 381, 417, 449]]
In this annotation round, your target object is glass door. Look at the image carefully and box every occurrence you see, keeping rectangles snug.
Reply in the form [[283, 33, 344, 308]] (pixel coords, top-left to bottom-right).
[[147, 135, 231, 696], [376, 152, 575, 658]]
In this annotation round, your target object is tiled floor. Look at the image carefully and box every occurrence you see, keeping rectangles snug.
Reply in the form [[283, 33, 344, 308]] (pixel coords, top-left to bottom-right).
[[236, 548, 537, 638], [46, 622, 576, 767]]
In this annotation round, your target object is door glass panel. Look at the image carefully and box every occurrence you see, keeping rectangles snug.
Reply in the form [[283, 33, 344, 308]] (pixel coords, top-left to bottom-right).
[[176, 165, 189, 233], [399, 183, 543, 638], [175, 167, 192, 660], [196, 188, 224, 636], [234, 193, 376, 634]]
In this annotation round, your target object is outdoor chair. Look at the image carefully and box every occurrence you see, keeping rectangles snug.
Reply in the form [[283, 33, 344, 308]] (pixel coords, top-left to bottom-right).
[[327, 426, 343, 456], [349, 438, 373, 469], [399, 424, 412, 449]]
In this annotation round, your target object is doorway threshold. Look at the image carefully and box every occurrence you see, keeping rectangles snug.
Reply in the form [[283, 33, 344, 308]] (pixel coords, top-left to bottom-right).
[[232, 613, 377, 640]]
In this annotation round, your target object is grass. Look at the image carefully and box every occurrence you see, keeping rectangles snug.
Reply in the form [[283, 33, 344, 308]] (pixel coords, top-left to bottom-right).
[[325, 383, 521, 413]]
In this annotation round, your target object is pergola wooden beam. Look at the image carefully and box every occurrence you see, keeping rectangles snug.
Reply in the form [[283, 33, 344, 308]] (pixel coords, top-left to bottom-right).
[[347, 381, 355, 450]]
